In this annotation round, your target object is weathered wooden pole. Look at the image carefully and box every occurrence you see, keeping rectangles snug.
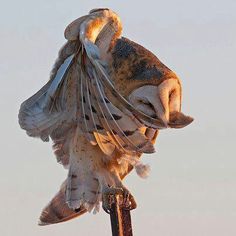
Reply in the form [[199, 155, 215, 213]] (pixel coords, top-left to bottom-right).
[[109, 195, 133, 236]]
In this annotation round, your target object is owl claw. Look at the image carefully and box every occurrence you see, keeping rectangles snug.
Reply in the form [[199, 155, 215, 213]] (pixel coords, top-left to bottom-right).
[[102, 186, 137, 213], [122, 187, 137, 210]]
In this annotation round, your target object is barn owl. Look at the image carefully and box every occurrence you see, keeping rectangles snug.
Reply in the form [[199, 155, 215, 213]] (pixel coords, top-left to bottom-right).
[[18, 8, 193, 225]]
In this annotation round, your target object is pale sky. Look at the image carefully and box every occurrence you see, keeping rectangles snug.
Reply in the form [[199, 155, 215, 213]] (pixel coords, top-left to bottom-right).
[[1, 0, 236, 235]]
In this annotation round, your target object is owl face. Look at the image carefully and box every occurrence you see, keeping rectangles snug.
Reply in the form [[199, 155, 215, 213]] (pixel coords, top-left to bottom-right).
[[129, 78, 192, 129]]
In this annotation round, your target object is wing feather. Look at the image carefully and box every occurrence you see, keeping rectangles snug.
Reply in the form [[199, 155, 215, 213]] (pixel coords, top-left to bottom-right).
[[87, 70, 128, 154], [19, 55, 75, 141], [82, 58, 155, 154], [77, 62, 97, 145], [84, 72, 116, 155]]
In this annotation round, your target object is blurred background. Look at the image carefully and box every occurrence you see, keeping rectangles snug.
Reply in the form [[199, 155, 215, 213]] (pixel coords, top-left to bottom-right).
[[0, 0, 235, 235]]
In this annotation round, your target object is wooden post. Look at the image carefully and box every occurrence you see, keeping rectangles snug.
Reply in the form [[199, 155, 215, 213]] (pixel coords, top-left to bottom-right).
[[109, 195, 133, 236]]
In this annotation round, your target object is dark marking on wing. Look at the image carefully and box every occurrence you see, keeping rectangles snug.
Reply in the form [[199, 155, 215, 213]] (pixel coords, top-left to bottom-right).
[[123, 130, 136, 136], [91, 106, 97, 113], [151, 114, 158, 119], [111, 129, 118, 135], [96, 124, 103, 130], [112, 114, 122, 120], [104, 97, 110, 103]]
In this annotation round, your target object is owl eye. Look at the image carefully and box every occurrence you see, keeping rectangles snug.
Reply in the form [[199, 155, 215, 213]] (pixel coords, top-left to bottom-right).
[[137, 98, 154, 109]]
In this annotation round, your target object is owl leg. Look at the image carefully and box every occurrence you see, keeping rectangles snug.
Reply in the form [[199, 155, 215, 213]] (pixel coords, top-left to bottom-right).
[[102, 185, 137, 213], [102, 186, 123, 213]]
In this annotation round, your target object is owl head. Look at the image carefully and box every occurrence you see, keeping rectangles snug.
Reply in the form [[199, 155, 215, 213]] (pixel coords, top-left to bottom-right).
[[108, 37, 193, 129]]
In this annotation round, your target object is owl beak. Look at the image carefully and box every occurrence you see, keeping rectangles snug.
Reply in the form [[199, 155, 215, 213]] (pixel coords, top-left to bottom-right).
[[129, 79, 193, 129], [155, 78, 193, 128], [168, 111, 194, 128]]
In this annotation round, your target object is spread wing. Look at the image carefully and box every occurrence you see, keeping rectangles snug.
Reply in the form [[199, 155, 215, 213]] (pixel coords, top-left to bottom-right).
[[18, 40, 80, 167], [18, 41, 79, 141], [18, 9, 167, 160]]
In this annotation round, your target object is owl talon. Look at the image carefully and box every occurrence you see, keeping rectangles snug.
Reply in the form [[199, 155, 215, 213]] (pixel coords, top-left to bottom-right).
[[102, 186, 137, 213], [102, 186, 123, 213], [122, 188, 137, 210]]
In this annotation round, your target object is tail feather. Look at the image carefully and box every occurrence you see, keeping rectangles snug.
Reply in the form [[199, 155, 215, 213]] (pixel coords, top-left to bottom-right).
[[66, 161, 101, 212], [39, 181, 87, 226]]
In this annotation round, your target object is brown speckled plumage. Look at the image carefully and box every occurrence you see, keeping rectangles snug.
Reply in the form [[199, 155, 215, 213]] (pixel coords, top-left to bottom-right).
[[109, 37, 178, 97]]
